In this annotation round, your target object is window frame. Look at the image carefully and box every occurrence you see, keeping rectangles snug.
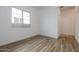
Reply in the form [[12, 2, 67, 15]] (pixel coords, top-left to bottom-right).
[[12, 7, 31, 27]]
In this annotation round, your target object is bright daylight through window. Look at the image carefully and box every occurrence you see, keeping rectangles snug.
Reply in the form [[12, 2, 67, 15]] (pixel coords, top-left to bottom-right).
[[12, 8, 30, 25]]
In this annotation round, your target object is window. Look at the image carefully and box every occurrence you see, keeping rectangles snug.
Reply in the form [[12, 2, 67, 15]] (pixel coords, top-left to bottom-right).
[[23, 11, 30, 24], [12, 8, 30, 26]]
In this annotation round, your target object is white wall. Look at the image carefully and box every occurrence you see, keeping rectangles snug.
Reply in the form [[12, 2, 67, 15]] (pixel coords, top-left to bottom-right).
[[75, 7, 79, 44], [38, 7, 58, 38], [59, 7, 75, 35], [0, 6, 38, 46]]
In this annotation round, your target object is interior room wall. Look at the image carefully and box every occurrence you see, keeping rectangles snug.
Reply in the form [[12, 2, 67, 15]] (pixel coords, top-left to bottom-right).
[[38, 7, 59, 38], [75, 7, 79, 44], [59, 7, 75, 35], [58, 7, 63, 36], [0, 6, 39, 46]]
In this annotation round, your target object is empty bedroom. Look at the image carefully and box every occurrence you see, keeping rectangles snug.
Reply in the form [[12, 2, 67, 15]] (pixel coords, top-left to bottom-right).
[[0, 6, 79, 52]]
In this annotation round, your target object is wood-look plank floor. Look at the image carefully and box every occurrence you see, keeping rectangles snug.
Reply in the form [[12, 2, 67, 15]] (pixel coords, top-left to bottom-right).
[[0, 35, 79, 52]]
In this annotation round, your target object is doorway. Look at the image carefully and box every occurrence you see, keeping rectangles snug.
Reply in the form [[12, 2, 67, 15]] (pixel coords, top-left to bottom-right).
[[58, 6, 75, 37]]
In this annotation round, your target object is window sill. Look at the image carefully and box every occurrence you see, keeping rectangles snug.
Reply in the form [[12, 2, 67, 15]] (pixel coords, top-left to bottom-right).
[[11, 24, 30, 28]]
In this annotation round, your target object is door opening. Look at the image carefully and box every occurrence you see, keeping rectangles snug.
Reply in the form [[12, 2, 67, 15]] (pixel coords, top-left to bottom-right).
[[58, 6, 75, 37]]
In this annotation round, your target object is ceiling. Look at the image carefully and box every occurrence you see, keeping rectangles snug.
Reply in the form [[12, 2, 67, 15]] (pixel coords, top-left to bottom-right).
[[32, 6, 48, 9], [32, 6, 75, 10], [60, 6, 75, 9]]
